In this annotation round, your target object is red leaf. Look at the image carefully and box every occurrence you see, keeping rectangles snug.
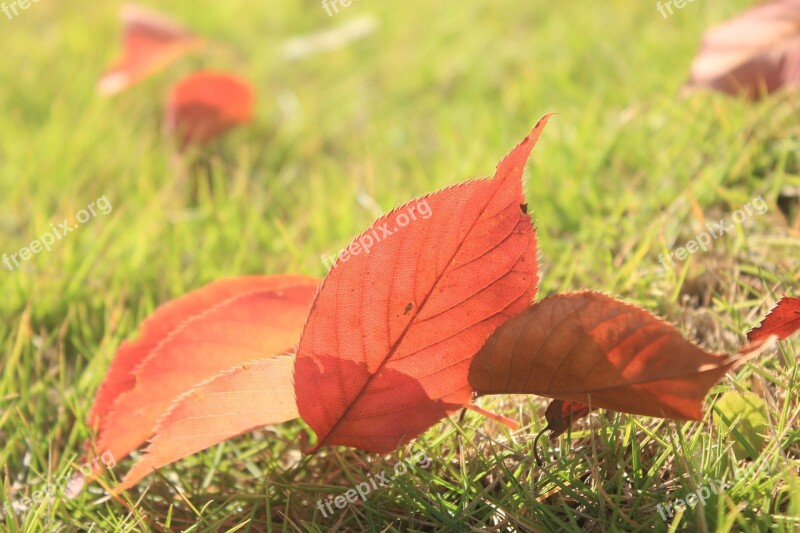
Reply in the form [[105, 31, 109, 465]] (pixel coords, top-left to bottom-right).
[[118, 355, 298, 490], [469, 292, 773, 420], [748, 296, 800, 342], [685, 0, 800, 99], [294, 115, 553, 453], [99, 4, 203, 95], [89, 275, 318, 464], [165, 71, 255, 149]]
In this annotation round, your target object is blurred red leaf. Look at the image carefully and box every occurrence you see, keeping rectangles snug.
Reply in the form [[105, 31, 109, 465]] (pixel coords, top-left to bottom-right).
[[99, 4, 203, 95], [89, 275, 318, 465], [294, 115, 553, 453], [118, 355, 299, 490], [165, 71, 255, 149], [469, 292, 773, 420], [748, 296, 800, 342], [686, 0, 800, 99]]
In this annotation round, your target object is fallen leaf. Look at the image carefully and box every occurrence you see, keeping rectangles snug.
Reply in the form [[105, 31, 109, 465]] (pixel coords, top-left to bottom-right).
[[685, 0, 800, 99], [118, 355, 299, 489], [747, 296, 800, 342], [294, 115, 553, 453], [89, 275, 318, 464], [165, 71, 255, 149], [544, 400, 593, 439], [89, 276, 301, 432], [531, 399, 594, 466], [468, 292, 770, 420], [99, 3, 203, 95]]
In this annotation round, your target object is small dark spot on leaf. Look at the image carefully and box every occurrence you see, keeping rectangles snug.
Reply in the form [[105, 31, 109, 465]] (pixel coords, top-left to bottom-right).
[[520, 203, 528, 214], [404, 303, 413, 315]]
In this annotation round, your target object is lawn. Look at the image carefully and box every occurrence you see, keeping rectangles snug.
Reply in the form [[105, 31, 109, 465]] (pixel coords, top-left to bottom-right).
[[1, 0, 799, 531]]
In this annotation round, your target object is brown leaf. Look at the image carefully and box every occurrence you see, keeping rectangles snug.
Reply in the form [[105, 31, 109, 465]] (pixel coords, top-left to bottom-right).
[[469, 292, 769, 420], [686, 0, 800, 99]]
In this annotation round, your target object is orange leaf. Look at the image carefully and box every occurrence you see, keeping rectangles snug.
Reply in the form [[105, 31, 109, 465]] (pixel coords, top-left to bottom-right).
[[685, 0, 800, 99], [469, 292, 771, 420], [748, 296, 800, 342], [99, 4, 203, 95], [294, 115, 553, 453], [118, 355, 298, 490], [165, 71, 255, 149], [90, 275, 318, 464], [89, 276, 302, 431]]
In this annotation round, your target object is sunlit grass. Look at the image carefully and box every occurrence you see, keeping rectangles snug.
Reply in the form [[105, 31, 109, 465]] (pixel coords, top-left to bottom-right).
[[1, 0, 798, 531]]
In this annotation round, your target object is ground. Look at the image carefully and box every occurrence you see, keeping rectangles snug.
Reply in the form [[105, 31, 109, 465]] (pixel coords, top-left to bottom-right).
[[0, 0, 799, 531]]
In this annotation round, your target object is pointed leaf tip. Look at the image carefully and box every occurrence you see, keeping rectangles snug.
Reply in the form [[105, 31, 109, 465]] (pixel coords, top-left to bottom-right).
[[494, 113, 555, 183]]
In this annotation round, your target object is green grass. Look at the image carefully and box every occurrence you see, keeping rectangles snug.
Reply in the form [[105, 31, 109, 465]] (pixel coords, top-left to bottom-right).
[[1, 0, 799, 531]]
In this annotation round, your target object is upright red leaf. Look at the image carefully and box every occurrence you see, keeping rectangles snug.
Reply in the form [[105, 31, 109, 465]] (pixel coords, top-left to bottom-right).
[[165, 71, 255, 149], [685, 0, 800, 99], [469, 292, 773, 420], [89, 275, 318, 464], [748, 296, 800, 342], [99, 4, 203, 95], [294, 115, 553, 453], [118, 355, 299, 490]]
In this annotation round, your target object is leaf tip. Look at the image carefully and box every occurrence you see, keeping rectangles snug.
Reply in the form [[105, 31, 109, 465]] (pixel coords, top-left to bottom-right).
[[493, 113, 556, 185]]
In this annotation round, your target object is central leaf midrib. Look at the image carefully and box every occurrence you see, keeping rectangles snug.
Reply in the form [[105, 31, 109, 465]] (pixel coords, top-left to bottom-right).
[[320, 175, 521, 447]]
